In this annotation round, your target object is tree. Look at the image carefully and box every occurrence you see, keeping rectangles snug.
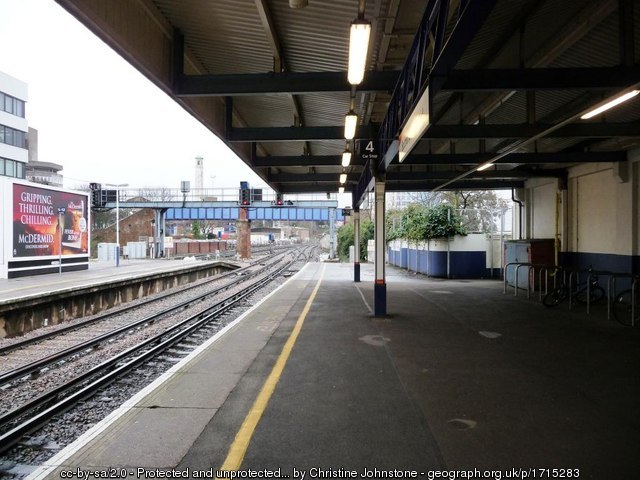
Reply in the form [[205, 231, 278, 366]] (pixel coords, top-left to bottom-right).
[[386, 209, 406, 241], [424, 204, 467, 239], [336, 223, 354, 261], [191, 220, 204, 239], [385, 203, 466, 242], [134, 186, 175, 202], [440, 191, 510, 233], [336, 219, 374, 262]]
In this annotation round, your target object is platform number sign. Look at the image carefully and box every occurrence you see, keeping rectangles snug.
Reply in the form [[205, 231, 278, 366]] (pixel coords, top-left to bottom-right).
[[358, 140, 379, 162]]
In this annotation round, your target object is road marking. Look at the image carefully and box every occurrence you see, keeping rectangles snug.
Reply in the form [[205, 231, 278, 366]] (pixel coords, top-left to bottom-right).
[[218, 263, 326, 472], [355, 284, 372, 313]]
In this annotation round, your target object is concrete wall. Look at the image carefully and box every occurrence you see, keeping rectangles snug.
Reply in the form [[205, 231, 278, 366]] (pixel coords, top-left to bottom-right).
[[521, 150, 640, 274], [387, 234, 504, 278], [526, 178, 560, 240], [0, 261, 237, 338]]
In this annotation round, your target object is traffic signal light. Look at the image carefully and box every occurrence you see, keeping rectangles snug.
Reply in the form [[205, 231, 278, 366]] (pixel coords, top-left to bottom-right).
[[276, 193, 283, 206], [240, 187, 251, 205], [91, 189, 102, 207], [90, 183, 104, 208]]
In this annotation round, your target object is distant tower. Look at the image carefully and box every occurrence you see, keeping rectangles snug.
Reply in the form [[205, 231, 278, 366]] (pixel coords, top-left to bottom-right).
[[195, 156, 204, 192]]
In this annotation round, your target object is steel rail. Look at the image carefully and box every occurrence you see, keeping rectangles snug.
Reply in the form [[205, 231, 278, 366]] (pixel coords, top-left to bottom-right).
[[0, 247, 310, 453], [0, 248, 292, 357], [0, 250, 291, 386]]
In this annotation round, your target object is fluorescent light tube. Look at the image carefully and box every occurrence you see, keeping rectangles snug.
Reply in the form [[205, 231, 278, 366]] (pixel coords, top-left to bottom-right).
[[340, 173, 347, 184], [476, 163, 492, 171], [580, 90, 639, 119], [342, 150, 352, 167], [348, 21, 371, 85], [339, 186, 345, 194], [344, 112, 358, 139]]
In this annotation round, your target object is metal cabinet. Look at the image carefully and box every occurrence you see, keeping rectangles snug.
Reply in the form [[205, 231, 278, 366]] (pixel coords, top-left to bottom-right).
[[504, 239, 555, 290]]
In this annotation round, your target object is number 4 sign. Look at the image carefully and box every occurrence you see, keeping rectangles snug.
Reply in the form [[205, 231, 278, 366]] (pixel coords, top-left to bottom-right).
[[358, 140, 379, 161]]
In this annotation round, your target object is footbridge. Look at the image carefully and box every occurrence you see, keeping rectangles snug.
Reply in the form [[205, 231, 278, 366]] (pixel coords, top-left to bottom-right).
[[97, 187, 344, 257]]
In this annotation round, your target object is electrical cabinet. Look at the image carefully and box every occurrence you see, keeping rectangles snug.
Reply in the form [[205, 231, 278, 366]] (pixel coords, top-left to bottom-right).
[[504, 239, 555, 290]]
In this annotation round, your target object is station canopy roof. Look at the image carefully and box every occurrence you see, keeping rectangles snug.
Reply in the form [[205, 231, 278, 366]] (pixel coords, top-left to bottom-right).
[[56, 0, 640, 200]]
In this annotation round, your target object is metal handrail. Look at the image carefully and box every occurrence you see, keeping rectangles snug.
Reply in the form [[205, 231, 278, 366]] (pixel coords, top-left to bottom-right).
[[608, 273, 640, 322], [504, 262, 560, 297], [633, 278, 638, 327], [506, 263, 639, 322]]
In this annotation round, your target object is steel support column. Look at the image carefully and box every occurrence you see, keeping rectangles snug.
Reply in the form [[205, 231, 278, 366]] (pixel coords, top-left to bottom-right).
[[374, 181, 386, 316], [353, 208, 360, 282], [329, 207, 336, 259], [154, 209, 162, 258], [159, 209, 166, 257]]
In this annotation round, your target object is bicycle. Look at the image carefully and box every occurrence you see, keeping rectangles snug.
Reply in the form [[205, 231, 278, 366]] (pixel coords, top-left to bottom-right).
[[612, 287, 639, 327], [542, 268, 606, 308]]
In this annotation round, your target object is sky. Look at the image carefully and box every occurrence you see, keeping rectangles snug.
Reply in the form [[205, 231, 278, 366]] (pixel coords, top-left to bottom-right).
[[0, 0, 266, 193]]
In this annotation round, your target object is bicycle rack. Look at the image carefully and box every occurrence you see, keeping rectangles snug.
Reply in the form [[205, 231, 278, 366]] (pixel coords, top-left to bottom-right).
[[504, 262, 560, 299], [505, 263, 636, 323], [537, 266, 563, 301], [566, 268, 612, 314], [504, 262, 532, 297], [632, 279, 638, 326], [609, 274, 639, 324]]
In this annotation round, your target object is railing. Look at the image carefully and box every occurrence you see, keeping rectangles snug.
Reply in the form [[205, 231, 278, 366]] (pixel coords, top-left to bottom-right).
[[608, 273, 640, 325], [108, 188, 339, 204], [503, 262, 634, 320], [378, 0, 450, 156], [26, 174, 64, 187]]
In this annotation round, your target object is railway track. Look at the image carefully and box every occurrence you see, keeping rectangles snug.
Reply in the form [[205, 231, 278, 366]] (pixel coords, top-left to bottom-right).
[[0, 245, 294, 358], [0, 245, 317, 458]]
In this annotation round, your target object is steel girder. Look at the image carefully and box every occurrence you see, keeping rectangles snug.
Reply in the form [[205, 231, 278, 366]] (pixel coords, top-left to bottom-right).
[[253, 151, 625, 167]]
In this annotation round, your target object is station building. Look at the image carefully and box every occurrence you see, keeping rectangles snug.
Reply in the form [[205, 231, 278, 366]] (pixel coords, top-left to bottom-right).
[[0, 70, 27, 181], [0, 71, 89, 279]]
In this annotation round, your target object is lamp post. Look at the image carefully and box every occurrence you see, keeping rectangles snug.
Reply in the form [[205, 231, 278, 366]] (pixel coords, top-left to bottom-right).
[[106, 183, 129, 266], [57, 207, 66, 274]]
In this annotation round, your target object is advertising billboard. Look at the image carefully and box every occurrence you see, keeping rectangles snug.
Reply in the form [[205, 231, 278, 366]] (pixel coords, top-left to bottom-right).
[[12, 183, 89, 258]]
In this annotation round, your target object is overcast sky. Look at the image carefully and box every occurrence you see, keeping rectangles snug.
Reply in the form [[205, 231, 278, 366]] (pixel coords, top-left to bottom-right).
[[0, 0, 266, 193]]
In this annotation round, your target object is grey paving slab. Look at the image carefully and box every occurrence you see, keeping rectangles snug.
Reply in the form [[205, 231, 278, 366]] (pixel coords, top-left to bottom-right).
[[31, 263, 320, 480], [137, 371, 242, 409], [238, 263, 444, 472], [54, 407, 216, 470], [31, 262, 640, 480]]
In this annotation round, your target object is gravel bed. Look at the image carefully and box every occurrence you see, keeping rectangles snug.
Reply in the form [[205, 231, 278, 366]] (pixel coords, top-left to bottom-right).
[[0, 250, 285, 352], [0, 253, 285, 373], [0, 253, 294, 415], [0, 250, 315, 479]]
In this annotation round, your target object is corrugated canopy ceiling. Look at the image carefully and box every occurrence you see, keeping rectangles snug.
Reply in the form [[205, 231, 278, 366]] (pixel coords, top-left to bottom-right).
[[55, 0, 640, 196]]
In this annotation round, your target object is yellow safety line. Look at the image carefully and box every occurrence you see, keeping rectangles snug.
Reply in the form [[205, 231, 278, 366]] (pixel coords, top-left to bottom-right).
[[218, 263, 326, 473]]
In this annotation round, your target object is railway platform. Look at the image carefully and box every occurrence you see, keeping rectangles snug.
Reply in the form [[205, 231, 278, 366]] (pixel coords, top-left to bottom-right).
[[25, 262, 640, 479], [0, 258, 239, 338], [0, 258, 235, 304]]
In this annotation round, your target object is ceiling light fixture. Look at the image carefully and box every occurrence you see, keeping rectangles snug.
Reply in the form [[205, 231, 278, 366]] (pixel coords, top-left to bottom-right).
[[340, 171, 347, 184], [289, 0, 308, 8], [344, 111, 358, 139], [476, 163, 492, 172], [348, 20, 371, 85], [342, 149, 352, 167], [580, 90, 639, 119], [339, 186, 345, 194]]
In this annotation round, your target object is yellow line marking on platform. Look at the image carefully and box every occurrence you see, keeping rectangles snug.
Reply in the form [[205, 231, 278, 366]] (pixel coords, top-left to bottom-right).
[[218, 263, 326, 473]]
